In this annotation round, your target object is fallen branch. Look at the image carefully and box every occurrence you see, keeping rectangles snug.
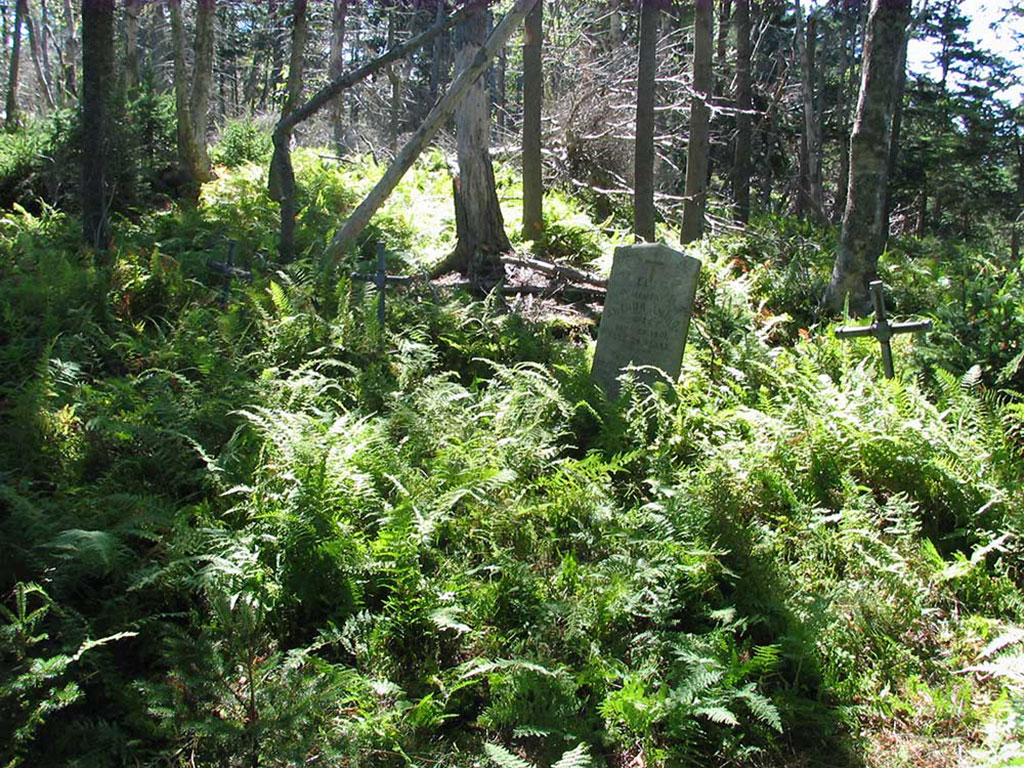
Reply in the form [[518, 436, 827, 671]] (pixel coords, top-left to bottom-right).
[[502, 255, 608, 288]]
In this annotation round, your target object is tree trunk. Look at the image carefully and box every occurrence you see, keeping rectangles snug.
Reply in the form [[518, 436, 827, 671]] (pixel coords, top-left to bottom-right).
[[715, 0, 731, 97], [61, 0, 76, 98], [609, 0, 622, 48], [190, 0, 215, 172], [327, 0, 538, 266], [680, 0, 713, 244], [386, 14, 401, 155], [882, 32, 908, 243], [429, 0, 448, 103], [732, 0, 751, 223], [450, 4, 511, 290], [834, 3, 854, 222], [823, 0, 911, 315], [796, 0, 824, 221], [270, 0, 307, 261], [81, 0, 115, 253], [5, 0, 24, 130], [25, 0, 54, 110], [521, 0, 543, 244], [169, 0, 211, 198], [329, 0, 348, 153], [125, 0, 140, 90], [634, 0, 659, 242]]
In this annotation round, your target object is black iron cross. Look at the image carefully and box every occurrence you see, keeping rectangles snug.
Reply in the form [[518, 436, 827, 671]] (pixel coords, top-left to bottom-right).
[[835, 280, 932, 379], [207, 240, 253, 305], [351, 243, 409, 339]]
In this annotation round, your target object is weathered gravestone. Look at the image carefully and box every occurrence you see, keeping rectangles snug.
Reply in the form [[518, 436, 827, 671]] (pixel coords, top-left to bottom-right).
[[591, 242, 701, 397]]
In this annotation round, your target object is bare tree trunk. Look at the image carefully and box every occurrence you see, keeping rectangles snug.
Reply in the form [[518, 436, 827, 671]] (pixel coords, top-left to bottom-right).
[[329, 0, 348, 153], [429, 0, 448, 103], [82, 0, 115, 253], [496, 44, 507, 133], [270, 0, 307, 261], [5, 0, 24, 130], [386, 14, 401, 155], [796, 0, 824, 221], [61, 0, 76, 98], [327, 0, 538, 266], [190, 0, 215, 171], [266, 0, 284, 109], [124, 0, 140, 90], [39, 0, 57, 103], [715, 0, 731, 97], [882, 32, 908, 243], [823, 0, 911, 315], [834, 4, 855, 222], [681, 0, 713, 244], [609, 0, 622, 48], [732, 0, 751, 223], [450, 3, 511, 290], [634, 0, 658, 242], [521, 0, 542, 244], [169, 0, 211, 198], [272, 3, 472, 264], [25, 0, 54, 110]]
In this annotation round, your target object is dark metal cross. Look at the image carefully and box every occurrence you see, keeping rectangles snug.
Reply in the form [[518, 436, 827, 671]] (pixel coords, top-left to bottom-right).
[[207, 240, 253, 305], [351, 243, 410, 339], [835, 280, 932, 379]]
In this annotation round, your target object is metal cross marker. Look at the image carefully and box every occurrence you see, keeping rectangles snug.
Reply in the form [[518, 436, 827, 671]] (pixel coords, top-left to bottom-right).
[[351, 243, 410, 340], [835, 280, 932, 379], [207, 240, 253, 305]]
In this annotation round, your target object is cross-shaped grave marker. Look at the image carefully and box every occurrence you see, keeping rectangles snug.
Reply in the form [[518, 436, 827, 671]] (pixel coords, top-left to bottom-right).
[[351, 243, 411, 342], [207, 239, 253, 305], [834, 279, 932, 379]]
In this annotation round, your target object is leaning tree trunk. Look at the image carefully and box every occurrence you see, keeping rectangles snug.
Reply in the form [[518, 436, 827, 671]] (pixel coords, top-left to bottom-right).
[[521, 0, 543, 245], [823, 0, 911, 315], [450, 4, 511, 291], [82, 0, 115, 253], [732, 0, 752, 223], [680, 0, 713, 244], [633, 0, 659, 242], [5, 0, 24, 130], [326, 0, 538, 266]]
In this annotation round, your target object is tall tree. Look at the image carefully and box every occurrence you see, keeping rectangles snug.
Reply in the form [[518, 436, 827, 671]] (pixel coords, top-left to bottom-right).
[[81, 0, 115, 252], [5, 0, 24, 130], [823, 0, 911, 314], [795, 0, 824, 220], [681, 0, 713, 243], [24, 0, 54, 110], [329, 0, 348, 153], [634, 0, 659, 242], [521, 0, 543, 244], [169, 0, 216, 198], [125, 0, 140, 90], [450, 3, 511, 289], [732, 0, 752, 223]]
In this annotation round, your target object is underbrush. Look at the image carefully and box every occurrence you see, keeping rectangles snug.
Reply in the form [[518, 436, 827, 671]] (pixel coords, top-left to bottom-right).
[[1, 153, 1023, 767]]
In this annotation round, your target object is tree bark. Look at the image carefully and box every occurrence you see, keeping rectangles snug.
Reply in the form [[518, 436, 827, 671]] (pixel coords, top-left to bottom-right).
[[25, 0, 54, 110], [169, 0, 212, 198], [81, 0, 115, 253], [270, 0, 307, 261], [386, 14, 401, 155], [732, 0, 752, 223], [882, 31, 908, 243], [823, 0, 911, 315], [190, 0, 215, 172], [521, 0, 543, 244], [326, 0, 539, 267], [124, 0, 140, 90], [5, 0, 24, 130], [61, 0, 76, 98], [834, 3, 855, 222], [796, 0, 824, 221], [681, 0, 713, 244], [329, 0, 348, 153], [634, 0, 659, 242], [450, 3, 511, 290]]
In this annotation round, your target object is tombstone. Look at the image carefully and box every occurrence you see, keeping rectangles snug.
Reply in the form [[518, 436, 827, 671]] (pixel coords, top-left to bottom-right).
[[591, 242, 701, 397]]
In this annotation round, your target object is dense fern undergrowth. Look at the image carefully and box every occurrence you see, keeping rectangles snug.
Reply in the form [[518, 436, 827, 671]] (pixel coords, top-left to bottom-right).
[[2, 140, 1024, 768]]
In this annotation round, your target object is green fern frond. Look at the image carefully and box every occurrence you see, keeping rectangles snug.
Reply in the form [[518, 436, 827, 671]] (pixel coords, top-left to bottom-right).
[[484, 742, 534, 768]]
